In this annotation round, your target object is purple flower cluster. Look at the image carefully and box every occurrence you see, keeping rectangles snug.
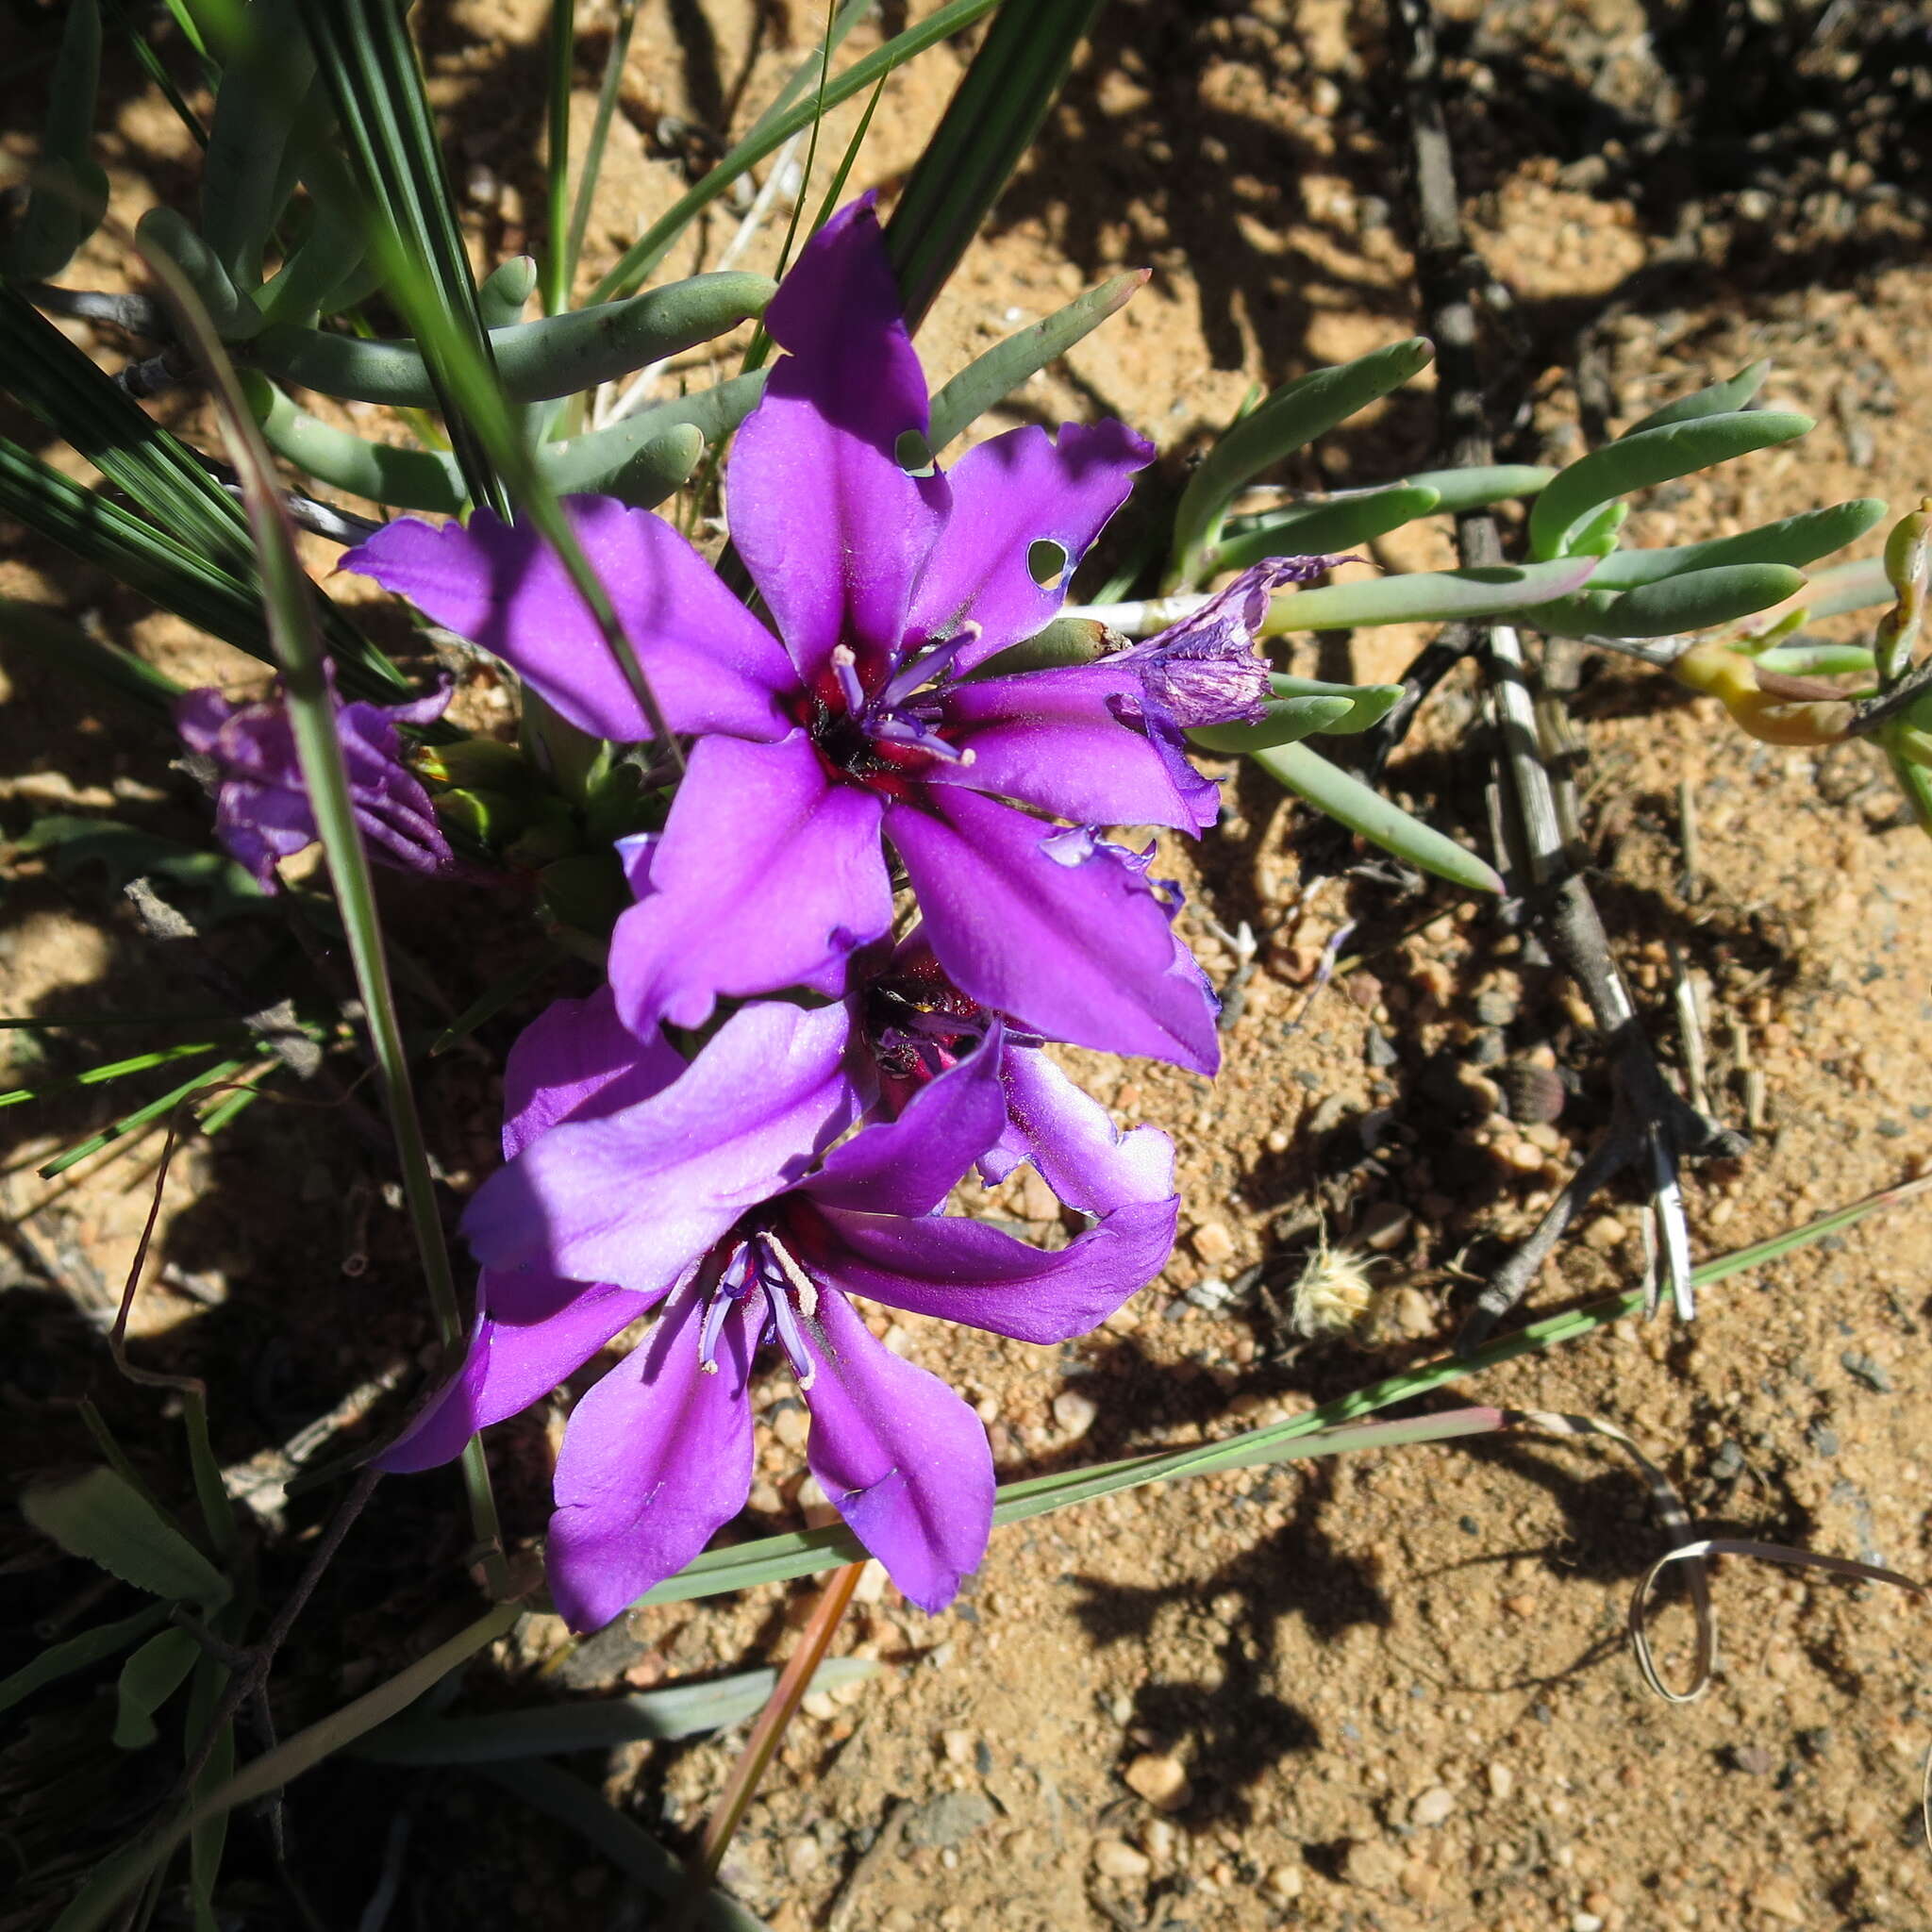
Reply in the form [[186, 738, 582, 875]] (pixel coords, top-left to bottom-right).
[[328, 198, 1308, 1627]]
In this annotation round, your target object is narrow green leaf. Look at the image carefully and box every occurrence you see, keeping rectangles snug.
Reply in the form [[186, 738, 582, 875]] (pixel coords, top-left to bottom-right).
[[0, 0, 108, 280], [1792, 556, 1890, 621], [249, 273, 771, 408], [199, 0, 319, 285], [1186, 693, 1355, 753], [246, 374, 464, 510], [184, 1656, 235, 1932], [0, 597, 184, 713], [1208, 484, 1440, 577], [1168, 338, 1435, 587], [37, 1055, 249, 1177], [0, 1038, 228, 1109], [541, 0, 574, 317], [926, 271, 1147, 453], [1266, 557, 1598, 632], [1584, 499, 1889, 590], [1563, 498, 1628, 558], [1623, 359, 1770, 438], [0, 1603, 171, 1717], [1264, 671, 1402, 733], [883, 0, 1105, 331], [592, 0, 1004, 304], [1527, 410, 1813, 559], [50, 1604, 522, 1932], [111, 1628, 201, 1749], [355, 1658, 877, 1764], [1402, 463, 1554, 512], [20, 1470, 230, 1607], [540, 421, 704, 507], [741, 0, 874, 149], [1254, 741, 1505, 894], [562, 0, 639, 298], [479, 254, 538, 329], [481, 1761, 769, 1931], [1587, 563, 1807, 640], [135, 208, 261, 341], [1753, 641, 1875, 677]]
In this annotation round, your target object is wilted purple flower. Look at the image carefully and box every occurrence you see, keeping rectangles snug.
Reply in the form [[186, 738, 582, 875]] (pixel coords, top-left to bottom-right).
[[1114, 557, 1345, 728], [386, 989, 1175, 1627], [343, 195, 1219, 1074], [864, 929, 1182, 1217], [174, 675, 458, 892]]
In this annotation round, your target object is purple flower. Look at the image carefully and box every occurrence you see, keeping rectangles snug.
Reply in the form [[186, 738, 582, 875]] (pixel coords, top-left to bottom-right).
[[1114, 558, 1345, 729], [387, 989, 1175, 1626], [174, 675, 458, 892], [342, 196, 1219, 1074], [864, 931, 1179, 1217]]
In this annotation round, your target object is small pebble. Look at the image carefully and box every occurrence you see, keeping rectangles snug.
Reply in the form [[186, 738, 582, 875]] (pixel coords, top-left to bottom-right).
[[1499, 1139, 1545, 1174], [1573, 1915, 1605, 1932], [1486, 1761, 1515, 1800], [800, 1691, 838, 1721], [1053, 1390, 1099, 1440], [773, 1406, 810, 1452], [1501, 1591, 1538, 1617], [941, 1727, 975, 1766], [1343, 1840, 1404, 1891], [1264, 1863, 1304, 1900], [1474, 989, 1518, 1026], [1358, 1202, 1412, 1251], [1581, 1213, 1625, 1252], [1728, 1742, 1776, 1776], [1749, 1875, 1807, 1924], [1840, 1349, 1894, 1392], [1123, 1753, 1192, 1811], [1409, 1785, 1456, 1827], [1091, 1838, 1152, 1881], [1191, 1221, 1237, 1265]]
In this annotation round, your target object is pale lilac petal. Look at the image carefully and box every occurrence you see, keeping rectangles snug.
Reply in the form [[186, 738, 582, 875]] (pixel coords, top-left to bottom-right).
[[341, 498, 793, 743], [810, 1195, 1176, 1342], [799, 1289, 992, 1613], [927, 661, 1203, 828], [461, 999, 865, 1291], [803, 1023, 1007, 1217], [904, 421, 1154, 671], [727, 195, 947, 683], [608, 733, 891, 1034], [546, 1293, 756, 1630], [502, 983, 685, 1159], [987, 1043, 1176, 1215], [885, 789, 1220, 1074], [377, 1276, 654, 1474]]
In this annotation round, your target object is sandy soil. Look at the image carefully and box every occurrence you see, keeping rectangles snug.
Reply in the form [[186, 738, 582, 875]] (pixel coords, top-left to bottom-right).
[[5, 2, 1932, 1929]]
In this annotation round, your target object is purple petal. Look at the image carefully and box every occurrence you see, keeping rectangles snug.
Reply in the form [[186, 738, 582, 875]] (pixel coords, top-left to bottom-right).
[[904, 421, 1154, 672], [502, 983, 685, 1159], [461, 998, 865, 1291], [377, 1275, 654, 1474], [989, 1043, 1176, 1215], [799, 1289, 992, 1613], [884, 789, 1221, 1074], [727, 195, 948, 684], [809, 1194, 1177, 1343], [803, 1022, 1007, 1217], [546, 1292, 756, 1630], [928, 661, 1205, 828], [608, 732, 891, 1034], [341, 498, 795, 743]]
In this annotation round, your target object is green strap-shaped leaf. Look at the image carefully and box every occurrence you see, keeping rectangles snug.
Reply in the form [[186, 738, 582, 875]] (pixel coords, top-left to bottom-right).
[[1186, 693, 1356, 752], [1584, 498, 1889, 590], [1754, 641, 1875, 677], [0, 0, 108, 280], [1623, 359, 1769, 438], [1168, 337, 1434, 587], [355, 1658, 877, 1764], [1794, 556, 1890, 621], [1528, 409, 1813, 559], [199, 0, 319, 285], [1266, 556, 1598, 632], [21, 1470, 230, 1607], [883, 0, 1107, 331], [1530, 563, 1806, 640], [479, 254, 537, 329], [1264, 671, 1403, 733], [1208, 484, 1440, 577], [544, 422, 703, 508], [111, 1628, 202, 1749], [136, 208, 261, 341], [248, 272, 772, 407], [0, 597, 184, 713], [253, 170, 370, 325], [1563, 499, 1628, 558], [246, 374, 464, 509], [1403, 463, 1554, 512], [184, 1655, 235, 1932], [1252, 740, 1504, 894], [0, 1603, 171, 1717], [927, 270, 1147, 453]]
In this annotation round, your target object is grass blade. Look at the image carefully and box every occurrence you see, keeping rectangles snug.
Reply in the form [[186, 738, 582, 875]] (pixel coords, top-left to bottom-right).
[[591, 0, 1005, 304], [882, 0, 1107, 332], [38, 1057, 246, 1179], [541, 0, 574, 316]]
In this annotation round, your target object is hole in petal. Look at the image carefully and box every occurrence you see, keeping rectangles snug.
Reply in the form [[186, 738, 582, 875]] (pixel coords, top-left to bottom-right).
[[1028, 538, 1070, 590], [895, 428, 936, 477]]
